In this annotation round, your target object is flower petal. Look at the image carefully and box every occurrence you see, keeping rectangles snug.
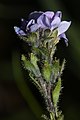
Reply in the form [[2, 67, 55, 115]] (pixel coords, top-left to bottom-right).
[[27, 19, 35, 27], [29, 11, 43, 20], [57, 21, 71, 36], [42, 15, 51, 27], [59, 33, 68, 46], [14, 26, 26, 36], [37, 14, 48, 28], [55, 11, 62, 18], [30, 24, 40, 32], [51, 16, 61, 30], [44, 11, 54, 19]]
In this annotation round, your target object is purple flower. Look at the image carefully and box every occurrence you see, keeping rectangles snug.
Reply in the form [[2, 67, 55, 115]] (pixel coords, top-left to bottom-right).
[[29, 11, 71, 43], [30, 11, 61, 32], [14, 18, 35, 36], [14, 11, 71, 44]]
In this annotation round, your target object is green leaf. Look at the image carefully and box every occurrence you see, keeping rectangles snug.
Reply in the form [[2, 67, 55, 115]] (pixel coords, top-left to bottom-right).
[[39, 47, 49, 59], [57, 115, 64, 120], [60, 59, 66, 75], [30, 53, 38, 69], [50, 29, 59, 45], [19, 32, 37, 43], [21, 54, 40, 77], [32, 47, 49, 61], [29, 73, 41, 89], [44, 29, 51, 38], [28, 32, 37, 42], [52, 59, 60, 82], [52, 77, 61, 107], [30, 53, 41, 76], [43, 29, 59, 50], [50, 29, 58, 38], [42, 61, 51, 82], [50, 112, 55, 120], [32, 47, 40, 55], [42, 114, 50, 120], [21, 54, 34, 71]]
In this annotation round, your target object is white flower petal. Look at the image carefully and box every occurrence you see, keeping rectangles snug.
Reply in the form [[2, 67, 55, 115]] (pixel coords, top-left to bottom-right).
[[14, 26, 26, 36], [51, 16, 61, 30], [55, 11, 62, 19], [58, 21, 71, 36], [27, 19, 35, 27], [37, 15, 48, 28], [44, 11, 54, 19], [30, 24, 40, 32]]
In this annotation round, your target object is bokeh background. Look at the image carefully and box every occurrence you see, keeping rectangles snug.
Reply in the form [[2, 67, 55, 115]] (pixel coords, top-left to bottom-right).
[[0, 0, 80, 120]]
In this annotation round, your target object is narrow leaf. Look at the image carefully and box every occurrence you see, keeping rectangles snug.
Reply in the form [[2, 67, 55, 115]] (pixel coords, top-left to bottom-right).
[[60, 59, 66, 75], [21, 54, 39, 77], [21, 54, 35, 72], [52, 59, 60, 82], [52, 77, 61, 107], [30, 53, 41, 76], [29, 73, 41, 89], [42, 61, 51, 82]]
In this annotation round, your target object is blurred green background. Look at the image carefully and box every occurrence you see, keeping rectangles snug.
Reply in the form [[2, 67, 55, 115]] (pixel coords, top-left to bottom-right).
[[0, 0, 80, 120]]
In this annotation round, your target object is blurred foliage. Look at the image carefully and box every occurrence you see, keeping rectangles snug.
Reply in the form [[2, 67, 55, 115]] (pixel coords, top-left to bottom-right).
[[12, 51, 43, 119]]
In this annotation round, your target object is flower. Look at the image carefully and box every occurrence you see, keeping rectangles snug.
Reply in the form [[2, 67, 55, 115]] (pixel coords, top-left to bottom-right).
[[14, 11, 71, 44], [29, 11, 71, 44], [14, 18, 35, 36], [29, 11, 62, 32]]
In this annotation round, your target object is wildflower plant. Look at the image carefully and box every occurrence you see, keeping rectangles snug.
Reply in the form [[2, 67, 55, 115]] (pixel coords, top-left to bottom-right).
[[14, 11, 71, 120]]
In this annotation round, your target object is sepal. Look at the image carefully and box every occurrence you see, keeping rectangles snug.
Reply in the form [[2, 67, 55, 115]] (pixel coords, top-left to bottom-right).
[[19, 32, 37, 44]]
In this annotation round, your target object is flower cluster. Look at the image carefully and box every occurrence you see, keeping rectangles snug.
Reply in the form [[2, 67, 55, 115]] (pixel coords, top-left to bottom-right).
[[14, 11, 71, 44]]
